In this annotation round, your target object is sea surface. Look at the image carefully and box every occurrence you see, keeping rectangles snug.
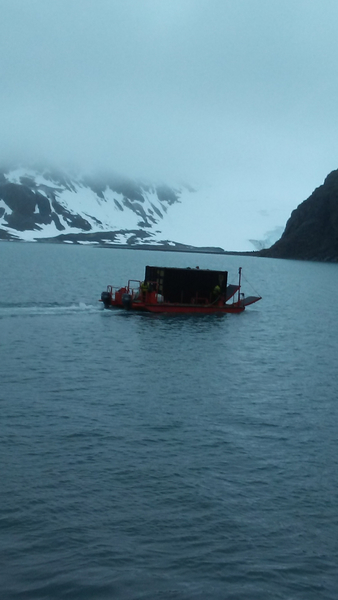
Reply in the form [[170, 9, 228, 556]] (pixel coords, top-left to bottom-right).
[[1, 242, 338, 600]]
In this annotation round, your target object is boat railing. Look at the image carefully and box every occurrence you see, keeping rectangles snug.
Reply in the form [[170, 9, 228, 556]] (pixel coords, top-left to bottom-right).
[[107, 284, 129, 300], [127, 280, 142, 298], [191, 295, 210, 305], [107, 285, 116, 298]]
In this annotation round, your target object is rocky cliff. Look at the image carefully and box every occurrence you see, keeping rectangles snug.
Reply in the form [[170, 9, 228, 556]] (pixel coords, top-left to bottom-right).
[[260, 170, 338, 262]]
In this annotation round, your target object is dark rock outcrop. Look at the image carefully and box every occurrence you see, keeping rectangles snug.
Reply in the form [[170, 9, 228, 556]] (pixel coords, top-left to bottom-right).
[[0, 183, 53, 231], [261, 170, 338, 262]]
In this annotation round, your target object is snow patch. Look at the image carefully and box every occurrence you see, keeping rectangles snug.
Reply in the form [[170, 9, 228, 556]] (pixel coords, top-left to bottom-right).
[[0, 167, 287, 250]]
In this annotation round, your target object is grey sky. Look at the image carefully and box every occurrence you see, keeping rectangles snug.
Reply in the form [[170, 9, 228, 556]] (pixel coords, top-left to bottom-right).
[[1, 0, 338, 248]]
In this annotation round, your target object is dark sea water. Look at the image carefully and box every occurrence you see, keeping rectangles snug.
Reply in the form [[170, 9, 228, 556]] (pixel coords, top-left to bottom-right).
[[1, 243, 338, 599]]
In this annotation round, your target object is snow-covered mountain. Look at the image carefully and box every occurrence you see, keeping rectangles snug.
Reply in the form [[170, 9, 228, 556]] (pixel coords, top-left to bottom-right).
[[0, 166, 223, 251]]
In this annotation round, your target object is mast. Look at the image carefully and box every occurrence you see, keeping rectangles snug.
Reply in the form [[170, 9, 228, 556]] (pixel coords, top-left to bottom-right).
[[237, 267, 242, 304]]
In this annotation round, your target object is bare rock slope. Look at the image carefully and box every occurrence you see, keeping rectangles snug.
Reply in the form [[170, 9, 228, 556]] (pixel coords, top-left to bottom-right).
[[261, 170, 338, 262]]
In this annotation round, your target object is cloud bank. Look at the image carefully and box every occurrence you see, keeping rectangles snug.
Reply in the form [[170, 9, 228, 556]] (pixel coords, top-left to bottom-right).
[[1, 0, 338, 248]]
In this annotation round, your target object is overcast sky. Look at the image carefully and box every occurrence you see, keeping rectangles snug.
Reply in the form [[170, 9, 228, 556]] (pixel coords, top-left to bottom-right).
[[1, 0, 338, 249]]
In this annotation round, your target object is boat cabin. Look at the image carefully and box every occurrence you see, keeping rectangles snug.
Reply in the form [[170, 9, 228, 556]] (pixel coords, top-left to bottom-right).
[[144, 266, 227, 304]]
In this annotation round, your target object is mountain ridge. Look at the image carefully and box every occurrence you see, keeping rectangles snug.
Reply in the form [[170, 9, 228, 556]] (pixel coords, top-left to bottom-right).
[[0, 166, 222, 251]]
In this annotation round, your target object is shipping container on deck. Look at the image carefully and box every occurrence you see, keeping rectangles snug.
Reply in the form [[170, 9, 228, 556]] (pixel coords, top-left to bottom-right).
[[144, 266, 228, 304]]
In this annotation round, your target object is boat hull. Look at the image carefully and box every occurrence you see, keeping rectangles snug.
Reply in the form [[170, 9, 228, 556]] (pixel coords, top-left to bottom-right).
[[134, 303, 244, 314], [102, 298, 245, 314]]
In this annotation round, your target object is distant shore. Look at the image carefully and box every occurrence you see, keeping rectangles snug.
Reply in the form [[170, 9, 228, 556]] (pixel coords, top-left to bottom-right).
[[1, 237, 260, 256], [96, 243, 259, 256]]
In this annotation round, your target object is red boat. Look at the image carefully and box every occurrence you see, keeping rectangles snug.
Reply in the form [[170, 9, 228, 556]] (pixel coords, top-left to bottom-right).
[[100, 265, 261, 314]]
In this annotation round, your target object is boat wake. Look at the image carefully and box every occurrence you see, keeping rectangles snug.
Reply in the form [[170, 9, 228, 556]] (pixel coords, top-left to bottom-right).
[[0, 302, 100, 319]]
